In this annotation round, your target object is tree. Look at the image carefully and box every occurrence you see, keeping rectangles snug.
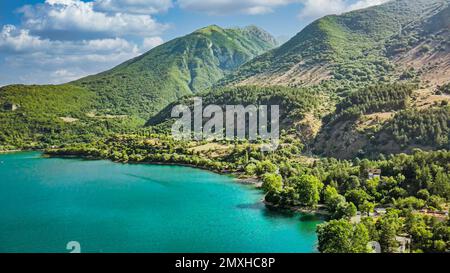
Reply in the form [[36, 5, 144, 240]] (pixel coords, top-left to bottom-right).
[[352, 223, 371, 253], [361, 217, 379, 242], [289, 175, 324, 207], [317, 219, 370, 253], [345, 189, 372, 207], [323, 185, 345, 211], [261, 173, 283, 193], [364, 177, 380, 196], [377, 211, 402, 253], [416, 189, 430, 201], [395, 197, 426, 210], [255, 160, 278, 176], [245, 163, 257, 175], [334, 201, 357, 220], [279, 186, 299, 206], [410, 220, 433, 252], [431, 171, 450, 200], [427, 195, 445, 210], [359, 201, 375, 216], [342, 175, 361, 192]]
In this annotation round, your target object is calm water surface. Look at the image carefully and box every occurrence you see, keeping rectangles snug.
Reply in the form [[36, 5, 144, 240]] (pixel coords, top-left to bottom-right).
[[0, 152, 322, 253]]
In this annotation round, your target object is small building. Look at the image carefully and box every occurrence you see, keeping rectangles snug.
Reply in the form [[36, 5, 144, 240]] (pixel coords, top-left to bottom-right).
[[3, 102, 19, 111], [367, 168, 382, 179]]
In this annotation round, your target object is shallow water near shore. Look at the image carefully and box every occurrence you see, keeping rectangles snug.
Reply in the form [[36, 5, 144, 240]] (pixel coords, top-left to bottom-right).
[[0, 152, 322, 253]]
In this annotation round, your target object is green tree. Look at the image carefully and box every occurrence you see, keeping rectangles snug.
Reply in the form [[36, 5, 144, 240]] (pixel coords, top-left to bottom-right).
[[334, 201, 357, 220], [289, 175, 324, 207], [244, 163, 257, 175], [261, 173, 283, 193], [377, 211, 402, 253], [361, 217, 379, 242], [345, 189, 372, 207], [431, 171, 450, 200], [323, 185, 345, 212], [359, 201, 375, 216], [416, 189, 430, 201], [256, 160, 278, 176], [317, 219, 370, 253]]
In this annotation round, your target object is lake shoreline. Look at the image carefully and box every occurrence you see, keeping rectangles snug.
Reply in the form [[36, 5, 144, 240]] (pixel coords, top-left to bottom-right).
[[43, 152, 329, 217], [3, 150, 327, 217], [1, 152, 321, 253], [42, 152, 264, 187], [0, 149, 26, 154]]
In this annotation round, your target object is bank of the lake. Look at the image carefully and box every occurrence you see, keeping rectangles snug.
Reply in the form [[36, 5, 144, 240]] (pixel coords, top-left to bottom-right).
[[0, 152, 323, 253], [44, 152, 263, 187]]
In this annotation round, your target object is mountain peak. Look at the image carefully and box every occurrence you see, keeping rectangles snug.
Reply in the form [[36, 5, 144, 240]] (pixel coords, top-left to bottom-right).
[[194, 25, 224, 34], [75, 25, 277, 117]]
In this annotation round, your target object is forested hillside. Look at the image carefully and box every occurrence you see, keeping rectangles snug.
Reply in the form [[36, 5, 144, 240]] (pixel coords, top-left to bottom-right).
[[148, 85, 331, 130], [0, 26, 277, 150], [222, 0, 450, 89], [314, 84, 450, 158], [1, 0, 450, 157], [74, 25, 278, 118], [0, 85, 142, 150]]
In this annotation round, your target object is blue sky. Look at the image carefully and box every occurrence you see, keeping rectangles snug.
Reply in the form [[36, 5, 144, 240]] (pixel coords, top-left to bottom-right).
[[0, 0, 389, 86]]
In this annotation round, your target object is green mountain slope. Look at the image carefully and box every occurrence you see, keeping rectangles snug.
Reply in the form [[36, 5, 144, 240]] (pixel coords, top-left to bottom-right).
[[147, 85, 331, 130], [313, 83, 450, 159], [0, 25, 276, 150], [0, 85, 142, 150], [149, 0, 450, 158], [222, 0, 450, 90], [74, 25, 277, 118]]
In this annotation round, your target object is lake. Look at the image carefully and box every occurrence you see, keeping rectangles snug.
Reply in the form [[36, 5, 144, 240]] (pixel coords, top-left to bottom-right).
[[0, 152, 322, 253]]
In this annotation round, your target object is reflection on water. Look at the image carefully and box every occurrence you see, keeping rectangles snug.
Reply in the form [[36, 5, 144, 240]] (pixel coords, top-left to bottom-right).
[[299, 214, 325, 222], [236, 202, 265, 210], [125, 173, 173, 187]]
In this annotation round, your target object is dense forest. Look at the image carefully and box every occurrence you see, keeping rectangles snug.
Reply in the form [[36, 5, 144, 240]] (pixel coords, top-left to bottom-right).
[[326, 84, 415, 124], [148, 85, 331, 128], [385, 106, 450, 148]]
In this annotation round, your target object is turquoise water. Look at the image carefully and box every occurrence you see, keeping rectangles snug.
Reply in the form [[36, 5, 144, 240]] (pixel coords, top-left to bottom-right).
[[0, 152, 322, 253]]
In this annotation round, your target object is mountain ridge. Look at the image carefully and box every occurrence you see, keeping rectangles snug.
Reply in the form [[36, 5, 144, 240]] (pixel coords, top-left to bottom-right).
[[73, 25, 278, 118], [220, 0, 450, 89]]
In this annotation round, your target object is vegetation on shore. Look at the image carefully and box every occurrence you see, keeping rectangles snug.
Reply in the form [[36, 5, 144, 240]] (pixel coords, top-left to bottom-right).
[[45, 132, 450, 253]]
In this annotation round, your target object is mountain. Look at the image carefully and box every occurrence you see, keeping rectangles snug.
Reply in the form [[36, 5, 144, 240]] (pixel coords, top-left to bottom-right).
[[149, 0, 450, 158], [221, 0, 450, 89], [2, 0, 450, 156], [0, 25, 277, 150], [74, 25, 277, 118]]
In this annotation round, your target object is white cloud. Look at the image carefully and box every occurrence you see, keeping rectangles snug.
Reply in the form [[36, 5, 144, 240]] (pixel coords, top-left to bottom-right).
[[0, 25, 50, 53], [142, 36, 164, 51], [94, 0, 173, 14], [0, 24, 163, 85], [19, 0, 168, 38], [347, 0, 390, 10], [298, 0, 389, 20], [177, 0, 295, 15], [1, 0, 170, 85]]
